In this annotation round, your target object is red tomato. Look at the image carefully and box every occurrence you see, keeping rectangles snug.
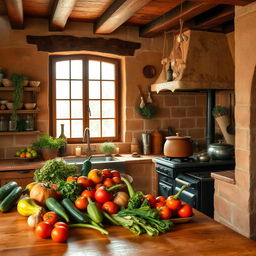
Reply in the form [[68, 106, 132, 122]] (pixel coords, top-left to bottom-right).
[[166, 196, 182, 211], [178, 204, 193, 218], [35, 222, 53, 239], [51, 184, 62, 198], [95, 186, 113, 203], [43, 212, 58, 225], [75, 196, 88, 210], [111, 170, 121, 178], [77, 176, 94, 189], [102, 201, 119, 214], [144, 194, 156, 208], [88, 169, 103, 184], [102, 169, 113, 179], [81, 189, 95, 200], [66, 176, 77, 182], [54, 222, 69, 230], [112, 176, 122, 184], [156, 196, 166, 203], [155, 201, 165, 209], [159, 206, 172, 220], [51, 227, 68, 243], [103, 178, 115, 187]]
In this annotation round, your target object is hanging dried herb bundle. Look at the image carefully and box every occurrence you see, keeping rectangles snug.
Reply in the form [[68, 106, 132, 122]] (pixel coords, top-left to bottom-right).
[[10, 73, 27, 130]]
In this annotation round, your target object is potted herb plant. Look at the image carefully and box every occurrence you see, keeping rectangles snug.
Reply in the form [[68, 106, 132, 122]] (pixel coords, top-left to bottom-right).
[[100, 142, 117, 157], [212, 105, 234, 145], [32, 135, 66, 160]]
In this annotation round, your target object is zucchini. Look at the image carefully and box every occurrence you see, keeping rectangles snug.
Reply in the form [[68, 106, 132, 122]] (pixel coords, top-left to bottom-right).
[[62, 198, 90, 223], [0, 186, 22, 212], [46, 197, 70, 223], [81, 156, 92, 176], [0, 181, 18, 201], [87, 197, 103, 224]]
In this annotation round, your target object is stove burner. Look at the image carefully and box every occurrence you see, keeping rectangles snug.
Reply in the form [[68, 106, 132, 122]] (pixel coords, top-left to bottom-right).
[[162, 156, 196, 163]]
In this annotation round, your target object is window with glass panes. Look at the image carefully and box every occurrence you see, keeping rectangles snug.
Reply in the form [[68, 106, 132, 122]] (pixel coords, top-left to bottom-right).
[[50, 55, 119, 142]]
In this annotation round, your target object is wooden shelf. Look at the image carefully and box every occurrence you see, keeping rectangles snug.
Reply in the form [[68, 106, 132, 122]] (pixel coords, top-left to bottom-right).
[[0, 87, 40, 92], [0, 108, 39, 114], [0, 131, 41, 136]]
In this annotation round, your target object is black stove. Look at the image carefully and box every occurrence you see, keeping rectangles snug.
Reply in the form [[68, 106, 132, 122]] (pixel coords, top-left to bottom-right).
[[154, 156, 235, 217]]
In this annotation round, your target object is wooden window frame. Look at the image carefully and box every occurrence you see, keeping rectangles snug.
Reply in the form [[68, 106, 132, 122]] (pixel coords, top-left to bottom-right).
[[49, 54, 120, 143]]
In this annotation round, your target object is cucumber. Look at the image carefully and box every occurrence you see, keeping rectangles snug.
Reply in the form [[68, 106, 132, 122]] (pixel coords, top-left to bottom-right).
[[0, 186, 22, 212], [62, 198, 90, 223], [0, 182, 18, 201], [46, 197, 70, 223], [81, 156, 92, 176]]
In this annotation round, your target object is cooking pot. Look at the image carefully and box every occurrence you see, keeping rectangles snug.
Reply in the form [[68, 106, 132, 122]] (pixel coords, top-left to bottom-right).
[[164, 133, 193, 157], [207, 143, 234, 160]]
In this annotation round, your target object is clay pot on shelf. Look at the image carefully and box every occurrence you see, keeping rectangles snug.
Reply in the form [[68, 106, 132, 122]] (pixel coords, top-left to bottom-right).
[[40, 148, 58, 160], [164, 133, 193, 157]]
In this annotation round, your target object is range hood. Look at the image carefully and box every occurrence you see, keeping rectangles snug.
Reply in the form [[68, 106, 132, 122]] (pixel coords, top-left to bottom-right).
[[151, 30, 234, 93]]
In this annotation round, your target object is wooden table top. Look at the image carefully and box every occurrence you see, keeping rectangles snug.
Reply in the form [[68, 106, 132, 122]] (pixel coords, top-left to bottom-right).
[[0, 210, 256, 256]]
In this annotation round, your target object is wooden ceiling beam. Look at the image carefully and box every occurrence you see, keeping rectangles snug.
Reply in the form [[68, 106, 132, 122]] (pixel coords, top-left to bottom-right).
[[188, 0, 254, 6], [95, 0, 152, 34], [140, 1, 216, 37], [193, 6, 234, 29], [49, 0, 77, 31], [4, 0, 24, 29]]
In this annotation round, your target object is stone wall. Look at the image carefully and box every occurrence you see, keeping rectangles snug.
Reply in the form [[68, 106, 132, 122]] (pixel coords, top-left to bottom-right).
[[213, 2, 256, 238]]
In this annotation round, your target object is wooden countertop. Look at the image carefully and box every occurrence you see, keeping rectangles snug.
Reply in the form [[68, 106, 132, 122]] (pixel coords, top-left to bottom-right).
[[0, 154, 161, 172], [0, 210, 256, 256]]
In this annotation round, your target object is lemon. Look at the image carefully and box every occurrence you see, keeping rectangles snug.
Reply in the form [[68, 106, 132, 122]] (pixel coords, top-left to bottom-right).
[[26, 152, 32, 158]]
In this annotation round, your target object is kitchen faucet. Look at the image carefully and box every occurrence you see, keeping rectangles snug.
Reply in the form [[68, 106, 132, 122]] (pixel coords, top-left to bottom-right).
[[83, 127, 92, 156]]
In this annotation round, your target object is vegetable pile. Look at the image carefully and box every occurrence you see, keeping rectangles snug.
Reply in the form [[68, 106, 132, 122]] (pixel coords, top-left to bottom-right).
[[0, 159, 193, 243]]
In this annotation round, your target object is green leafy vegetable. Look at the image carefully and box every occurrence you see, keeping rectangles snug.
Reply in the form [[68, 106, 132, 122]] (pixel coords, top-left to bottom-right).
[[57, 181, 82, 202], [136, 103, 157, 119], [33, 135, 66, 149], [34, 159, 78, 184], [127, 191, 144, 210]]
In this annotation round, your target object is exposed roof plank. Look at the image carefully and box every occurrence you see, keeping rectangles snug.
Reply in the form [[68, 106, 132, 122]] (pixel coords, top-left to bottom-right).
[[194, 5, 234, 29], [140, 1, 216, 37], [49, 0, 77, 31], [188, 0, 255, 6], [95, 0, 152, 34], [4, 0, 24, 29]]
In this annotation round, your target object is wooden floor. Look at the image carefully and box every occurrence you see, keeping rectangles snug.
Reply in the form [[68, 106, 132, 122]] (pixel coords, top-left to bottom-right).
[[0, 210, 256, 256]]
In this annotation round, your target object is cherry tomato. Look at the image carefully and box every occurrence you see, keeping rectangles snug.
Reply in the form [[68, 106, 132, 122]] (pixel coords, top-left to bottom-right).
[[75, 196, 88, 211], [144, 194, 156, 208], [159, 206, 172, 220], [166, 196, 182, 211], [155, 201, 165, 209], [81, 189, 95, 200], [51, 227, 68, 243], [95, 186, 113, 203], [77, 176, 94, 189], [88, 169, 103, 184], [66, 176, 77, 182], [156, 196, 166, 203], [102, 201, 119, 215], [103, 178, 115, 187], [102, 169, 113, 179], [35, 222, 53, 239], [178, 204, 193, 218], [112, 176, 122, 184], [54, 222, 69, 230], [111, 170, 121, 178], [43, 212, 58, 225], [51, 184, 62, 198]]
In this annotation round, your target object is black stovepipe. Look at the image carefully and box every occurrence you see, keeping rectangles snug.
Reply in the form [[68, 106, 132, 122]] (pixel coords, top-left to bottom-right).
[[206, 89, 215, 147]]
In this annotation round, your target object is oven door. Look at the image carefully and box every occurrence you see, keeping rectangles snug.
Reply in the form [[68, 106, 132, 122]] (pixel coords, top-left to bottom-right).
[[158, 181, 174, 198], [174, 174, 199, 209]]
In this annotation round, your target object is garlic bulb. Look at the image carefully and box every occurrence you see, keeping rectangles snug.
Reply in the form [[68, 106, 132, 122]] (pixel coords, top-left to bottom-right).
[[140, 97, 145, 108], [27, 212, 42, 228], [147, 92, 152, 103]]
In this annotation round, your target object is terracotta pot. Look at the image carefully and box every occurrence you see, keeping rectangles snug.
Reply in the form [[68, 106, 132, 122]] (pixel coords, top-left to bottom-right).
[[163, 133, 193, 157], [40, 148, 58, 160]]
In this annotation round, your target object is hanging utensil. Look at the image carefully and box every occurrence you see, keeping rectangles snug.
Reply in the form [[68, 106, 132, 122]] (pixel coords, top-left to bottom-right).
[[227, 93, 235, 134]]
